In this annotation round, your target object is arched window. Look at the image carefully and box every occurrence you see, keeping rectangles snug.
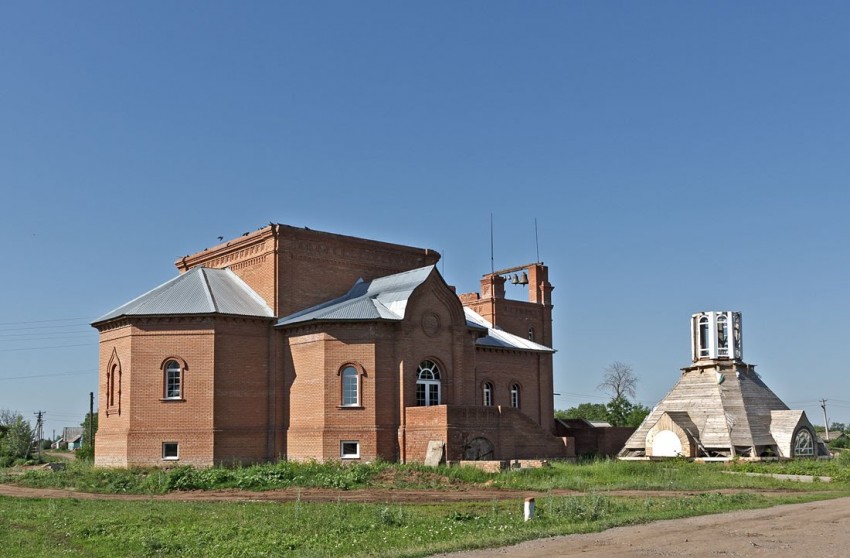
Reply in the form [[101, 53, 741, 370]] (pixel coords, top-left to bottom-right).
[[510, 383, 521, 408], [416, 360, 441, 406], [482, 382, 493, 407], [794, 429, 814, 457], [716, 314, 729, 357], [527, 327, 535, 342], [108, 364, 118, 407], [164, 360, 183, 399], [106, 349, 122, 415], [341, 365, 360, 407], [698, 316, 710, 358]]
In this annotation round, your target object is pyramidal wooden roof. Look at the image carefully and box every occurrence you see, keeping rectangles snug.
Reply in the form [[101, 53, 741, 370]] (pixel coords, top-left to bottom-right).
[[619, 360, 820, 459]]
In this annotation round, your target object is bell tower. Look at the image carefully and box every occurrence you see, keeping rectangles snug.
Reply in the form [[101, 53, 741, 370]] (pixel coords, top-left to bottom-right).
[[690, 311, 743, 362]]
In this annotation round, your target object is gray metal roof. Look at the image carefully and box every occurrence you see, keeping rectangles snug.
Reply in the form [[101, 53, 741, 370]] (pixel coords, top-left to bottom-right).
[[276, 265, 555, 354], [93, 267, 274, 324], [276, 266, 436, 326], [464, 308, 555, 353]]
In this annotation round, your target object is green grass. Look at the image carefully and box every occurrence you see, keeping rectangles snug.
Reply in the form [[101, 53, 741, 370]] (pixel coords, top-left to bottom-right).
[[0, 491, 841, 557], [4, 457, 849, 495], [3, 459, 848, 556], [491, 458, 850, 491]]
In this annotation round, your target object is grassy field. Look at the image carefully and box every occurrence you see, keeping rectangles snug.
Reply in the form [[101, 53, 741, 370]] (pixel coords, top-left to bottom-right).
[[1, 457, 848, 557], [3, 455, 850, 493], [0, 491, 840, 557]]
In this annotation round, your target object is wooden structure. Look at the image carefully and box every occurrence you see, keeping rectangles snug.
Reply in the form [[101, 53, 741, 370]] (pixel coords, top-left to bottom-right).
[[619, 312, 827, 460]]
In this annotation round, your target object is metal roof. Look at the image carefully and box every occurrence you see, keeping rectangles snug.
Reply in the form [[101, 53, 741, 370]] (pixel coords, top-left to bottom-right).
[[93, 267, 274, 324], [464, 308, 555, 353], [276, 266, 436, 326], [276, 265, 555, 354]]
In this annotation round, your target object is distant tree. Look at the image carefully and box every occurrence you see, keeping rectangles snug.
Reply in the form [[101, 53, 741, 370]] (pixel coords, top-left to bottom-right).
[[626, 402, 651, 428], [829, 421, 847, 433], [605, 397, 633, 427], [555, 403, 609, 422], [78, 411, 99, 462], [597, 361, 638, 400], [0, 409, 34, 464]]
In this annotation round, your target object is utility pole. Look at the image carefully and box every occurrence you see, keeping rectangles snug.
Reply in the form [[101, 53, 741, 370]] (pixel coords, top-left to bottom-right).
[[820, 399, 830, 441], [33, 411, 44, 459]]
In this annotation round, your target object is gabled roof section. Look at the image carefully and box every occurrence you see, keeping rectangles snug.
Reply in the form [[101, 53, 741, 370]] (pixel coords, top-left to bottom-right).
[[464, 308, 555, 353], [276, 266, 436, 327], [93, 267, 274, 325]]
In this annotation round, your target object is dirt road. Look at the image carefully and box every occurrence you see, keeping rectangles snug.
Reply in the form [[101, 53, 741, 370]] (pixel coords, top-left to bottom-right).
[[438, 496, 850, 557]]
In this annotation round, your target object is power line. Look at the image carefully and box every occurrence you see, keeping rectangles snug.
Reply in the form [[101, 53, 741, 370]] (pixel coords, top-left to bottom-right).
[[0, 343, 92, 353], [0, 370, 95, 381], [0, 316, 94, 326], [0, 323, 94, 333]]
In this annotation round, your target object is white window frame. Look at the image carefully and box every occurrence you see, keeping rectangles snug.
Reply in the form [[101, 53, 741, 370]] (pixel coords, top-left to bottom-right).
[[340, 440, 360, 459], [164, 360, 182, 400], [416, 360, 442, 406], [483, 382, 493, 407], [510, 383, 521, 408], [162, 442, 179, 461], [794, 429, 814, 457], [341, 366, 360, 407]]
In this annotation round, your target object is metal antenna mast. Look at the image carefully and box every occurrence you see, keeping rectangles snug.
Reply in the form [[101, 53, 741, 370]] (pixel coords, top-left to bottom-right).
[[534, 218, 540, 263], [490, 213, 495, 275]]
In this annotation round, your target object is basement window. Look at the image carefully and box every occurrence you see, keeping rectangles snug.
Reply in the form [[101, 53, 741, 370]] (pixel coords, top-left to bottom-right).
[[340, 441, 360, 459], [162, 442, 179, 461]]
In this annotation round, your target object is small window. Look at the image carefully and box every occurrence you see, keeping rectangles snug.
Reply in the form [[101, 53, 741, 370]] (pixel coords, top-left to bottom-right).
[[341, 366, 359, 406], [162, 442, 179, 460], [483, 382, 493, 407], [340, 440, 360, 459], [164, 360, 182, 399], [510, 383, 521, 408], [528, 327, 535, 341]]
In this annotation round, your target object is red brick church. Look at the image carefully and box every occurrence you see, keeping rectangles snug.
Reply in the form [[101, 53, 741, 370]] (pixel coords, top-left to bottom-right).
[[92, 224, 568, 467]]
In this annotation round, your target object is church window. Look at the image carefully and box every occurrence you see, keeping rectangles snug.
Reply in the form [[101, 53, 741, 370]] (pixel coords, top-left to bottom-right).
[[164, 359, 183, 399], [528, 327, 535, 341], [341, 365, 360, 407], [105, 349, 122, 415], [416, 360, 441, 406], [794, 429, 814, 457], [483, 382, 493, 406], [510, 383, 521, 408]]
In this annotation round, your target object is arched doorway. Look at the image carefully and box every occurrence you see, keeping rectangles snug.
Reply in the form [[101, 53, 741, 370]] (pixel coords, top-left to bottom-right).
[[464, 437, 495, 460]]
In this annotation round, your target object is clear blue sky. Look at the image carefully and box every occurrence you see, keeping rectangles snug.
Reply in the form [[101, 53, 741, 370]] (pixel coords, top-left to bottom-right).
[[2, 2, 849, 439]]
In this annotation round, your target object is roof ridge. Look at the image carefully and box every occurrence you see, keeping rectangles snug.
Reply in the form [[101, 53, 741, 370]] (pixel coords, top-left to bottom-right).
[[199, 268, 219, 313]]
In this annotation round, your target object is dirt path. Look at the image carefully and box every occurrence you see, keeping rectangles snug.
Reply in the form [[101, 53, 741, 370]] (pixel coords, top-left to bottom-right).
[[436, 496, 850, 557]]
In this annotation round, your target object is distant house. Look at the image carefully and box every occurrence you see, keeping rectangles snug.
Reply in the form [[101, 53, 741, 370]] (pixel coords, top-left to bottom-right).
[[821, 431, 846, 443], [68, 434, 83, 450], [53, 427, 84, 450]]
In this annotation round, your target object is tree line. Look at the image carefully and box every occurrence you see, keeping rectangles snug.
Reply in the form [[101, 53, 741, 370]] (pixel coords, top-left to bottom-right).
[[555, 361, 651, 427], [0, 408, 98, 466]]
